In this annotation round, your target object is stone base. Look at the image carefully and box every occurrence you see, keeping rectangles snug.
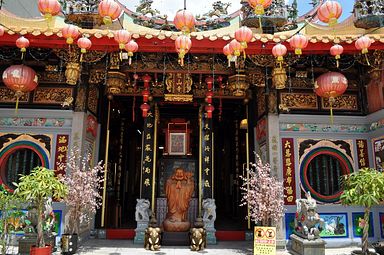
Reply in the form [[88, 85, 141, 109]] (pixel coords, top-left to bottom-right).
[[134, 230, 145, 244], [134, 221, 149, 244], [206, 230, 217, 244], [290, 234, 326, 255], [162, 231, 189, 246]]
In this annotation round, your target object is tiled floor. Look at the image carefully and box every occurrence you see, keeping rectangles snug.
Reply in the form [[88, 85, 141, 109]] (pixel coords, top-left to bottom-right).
[[64, 239, 367, 255]]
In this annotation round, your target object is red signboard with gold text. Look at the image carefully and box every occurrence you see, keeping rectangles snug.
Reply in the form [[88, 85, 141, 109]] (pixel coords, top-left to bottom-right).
[[356, 139, 369, 169], [54, 134, 69, 175], [282, 138, 296, 205]]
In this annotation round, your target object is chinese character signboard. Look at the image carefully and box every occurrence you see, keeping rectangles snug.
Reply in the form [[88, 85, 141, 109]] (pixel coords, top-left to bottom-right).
[[141, 109, 155, 199], [356, 139, 369, 169], [254, 226, 276, 255], [282, 138, 296, 205], [54, 134, 69, 175], [202, 116, 213, 198]]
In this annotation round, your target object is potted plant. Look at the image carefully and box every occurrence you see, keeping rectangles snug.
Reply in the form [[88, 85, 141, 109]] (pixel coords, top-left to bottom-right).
[[0, 184, 24, 255], [59, 148, 103, 254], [240, 155, 285, 227], [340, 167, 384, 255], [13, 166, 67, 255]]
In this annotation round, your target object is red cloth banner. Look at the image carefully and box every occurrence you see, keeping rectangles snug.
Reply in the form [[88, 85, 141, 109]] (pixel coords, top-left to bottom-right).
[[54, 134, 69, 175]]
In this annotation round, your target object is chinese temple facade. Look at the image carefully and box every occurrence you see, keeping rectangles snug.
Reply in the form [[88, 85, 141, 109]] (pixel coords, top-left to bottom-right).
[[0, 0, 383, 248]]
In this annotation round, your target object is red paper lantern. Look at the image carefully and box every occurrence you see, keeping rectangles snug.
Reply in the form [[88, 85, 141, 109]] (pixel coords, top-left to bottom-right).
[[315, 72, 348, 123], [229, 39, 242, 57], [315, 72, 348, 99], [2, 65, 38, 112], [317, 1, 342, 26], [140, 103, 150, 118], [61, 24, 80, 45], [16, 36, 30, 59], [223, 44, 233, 67], [235, 26, 253, 49], [142, 90, 150, 103], [205, 104, 215, 119], [289, 34, 308, 55], [355, 36, 372, 54], [38, 0, 61, 21], [175, 35, 192, 66], [272, 43, 287, 66], [98, 0, 122, 25], [173, 10, 196, 34], [124, 40, 138, 65], [355, 36, 373, 65], [0, 25, 4, 36], [206, 91, 214, 104], [77, 37, 92, 62], [114, 30, 131, 50], [247, 0, 272, 15], [330, 44, 343, 67], [16, 36, 29, 52], [205, 77, 214, 90]]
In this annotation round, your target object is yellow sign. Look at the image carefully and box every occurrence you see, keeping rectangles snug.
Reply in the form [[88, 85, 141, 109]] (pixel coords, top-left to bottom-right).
[[254, 226, 276, 255]]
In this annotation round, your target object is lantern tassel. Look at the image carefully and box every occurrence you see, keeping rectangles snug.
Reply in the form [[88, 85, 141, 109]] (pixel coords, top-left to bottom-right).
[[228, 58, 231, 67], [80, 53, 84, 62], [243, 50, 246, 60], [15, 96, 19, 115], [336, 59, 339, 68], [258, 16, 262, 31], [329, 97, 335, 125], [365, 54, 371, 66], [330, 105, 334, 125], [129, 57, 132, 65], [120, 51, 123, 61]]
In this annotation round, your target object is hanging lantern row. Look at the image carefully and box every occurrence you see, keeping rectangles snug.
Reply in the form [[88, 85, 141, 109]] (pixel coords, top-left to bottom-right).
[[173, 9, 195, 66], [205, 77, 215, 118], [141, 74, 152, 118]]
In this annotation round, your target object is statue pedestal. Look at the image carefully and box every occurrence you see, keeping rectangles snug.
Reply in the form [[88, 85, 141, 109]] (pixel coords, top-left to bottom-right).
[[203, 221, 216, 244], [290, 234, 326, 255], [162, 231, 189, 246], [134, 221, 149, 244]]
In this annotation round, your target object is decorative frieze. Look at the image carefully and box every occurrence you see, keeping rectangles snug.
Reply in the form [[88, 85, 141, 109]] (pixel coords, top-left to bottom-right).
[[280, 93, 318, 110], [33, 88, 73, 104]]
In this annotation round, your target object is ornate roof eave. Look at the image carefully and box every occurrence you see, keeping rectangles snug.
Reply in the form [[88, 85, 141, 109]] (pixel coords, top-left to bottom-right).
[[1, 10, 384, 54]]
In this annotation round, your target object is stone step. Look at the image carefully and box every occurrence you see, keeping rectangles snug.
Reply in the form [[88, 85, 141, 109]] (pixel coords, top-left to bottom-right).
[[162, 231, 189, 246]]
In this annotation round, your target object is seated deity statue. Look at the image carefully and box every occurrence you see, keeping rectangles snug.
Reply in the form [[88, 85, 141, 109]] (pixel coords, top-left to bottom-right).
[[163, 168, 194, 232]]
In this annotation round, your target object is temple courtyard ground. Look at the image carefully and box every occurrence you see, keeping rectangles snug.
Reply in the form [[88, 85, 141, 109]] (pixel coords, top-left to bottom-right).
[[46, 239, 373, 255]]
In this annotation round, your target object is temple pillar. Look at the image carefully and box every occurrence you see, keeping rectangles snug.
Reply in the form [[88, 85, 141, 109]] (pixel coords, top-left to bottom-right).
[[201, 109, 216, 244], [134, 104, 158, 243], [267, 113, 286, 249]]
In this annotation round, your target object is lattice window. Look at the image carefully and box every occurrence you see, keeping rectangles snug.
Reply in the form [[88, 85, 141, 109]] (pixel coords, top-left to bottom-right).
[[1, 149, 41, 189]]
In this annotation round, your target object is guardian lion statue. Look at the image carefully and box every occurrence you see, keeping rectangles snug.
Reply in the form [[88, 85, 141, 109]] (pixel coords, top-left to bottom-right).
[[202, 198, 216, 229], [135, 199, 151, 222], [294, 192, 324, 240]]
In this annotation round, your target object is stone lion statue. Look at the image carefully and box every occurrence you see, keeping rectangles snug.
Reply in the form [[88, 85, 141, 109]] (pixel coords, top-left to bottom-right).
[[294, 192, 324, 240], [135, 199, 151, 222], [202, 198, 216, 229]]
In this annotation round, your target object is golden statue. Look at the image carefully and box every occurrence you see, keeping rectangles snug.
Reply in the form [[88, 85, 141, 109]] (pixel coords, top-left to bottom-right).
[[163, 168, 194, 232]]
